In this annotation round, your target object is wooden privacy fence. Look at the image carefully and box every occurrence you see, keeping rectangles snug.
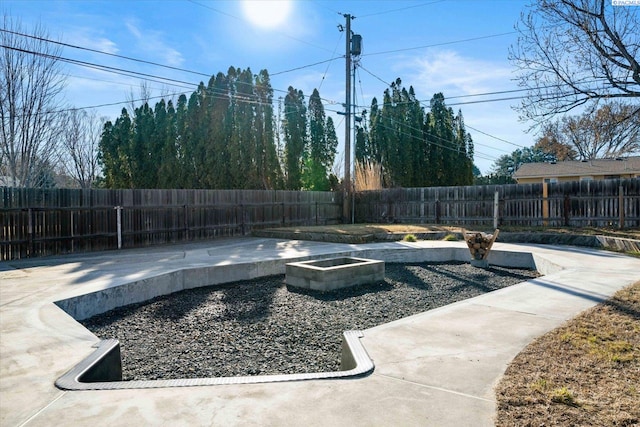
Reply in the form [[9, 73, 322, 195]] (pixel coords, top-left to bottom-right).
[[1, 188, 341, 260], [3, 179, 639, 260], [355, 179, 640, 229]]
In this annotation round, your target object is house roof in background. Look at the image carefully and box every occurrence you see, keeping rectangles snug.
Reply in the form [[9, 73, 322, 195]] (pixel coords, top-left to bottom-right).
[[513, 156, 640, 179]]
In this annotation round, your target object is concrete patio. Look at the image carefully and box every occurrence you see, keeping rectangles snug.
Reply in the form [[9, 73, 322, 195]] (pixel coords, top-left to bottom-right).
[[1, 238, 639, 426]]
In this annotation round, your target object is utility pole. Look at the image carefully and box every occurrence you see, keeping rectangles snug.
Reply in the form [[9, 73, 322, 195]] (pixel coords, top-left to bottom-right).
[[342, 14, 352, 224]]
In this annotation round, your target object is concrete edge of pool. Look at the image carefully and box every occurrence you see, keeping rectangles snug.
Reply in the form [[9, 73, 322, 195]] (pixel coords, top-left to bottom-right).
[[52, 246, 563, 391]]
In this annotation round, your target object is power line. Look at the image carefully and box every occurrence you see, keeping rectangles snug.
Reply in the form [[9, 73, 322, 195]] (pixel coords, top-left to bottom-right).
[[0, 28, 211, 78], [2, 43, 345, 112], [271, 57, 342, 76], [357, 0, 446, 18], [358, 63, 392, 87], [1, 27, 343, 84], [464, 124, 526, 149], [363, 31, 516, 57], [318, 34, 344, 90], [310, 0, 342, 16]]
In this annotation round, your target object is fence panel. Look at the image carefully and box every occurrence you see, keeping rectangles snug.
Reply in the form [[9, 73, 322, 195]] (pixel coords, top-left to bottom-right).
[[1, 188, 341, 260], [355, 179, 640, 228], [3, 179, 638, 260]]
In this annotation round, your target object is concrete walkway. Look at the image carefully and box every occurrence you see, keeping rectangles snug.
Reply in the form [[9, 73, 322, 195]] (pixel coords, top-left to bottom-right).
[[1, 238, 638, 426]]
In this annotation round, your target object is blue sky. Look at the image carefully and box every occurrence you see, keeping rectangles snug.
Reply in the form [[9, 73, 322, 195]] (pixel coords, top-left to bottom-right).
[[4, 0, 534, 174]]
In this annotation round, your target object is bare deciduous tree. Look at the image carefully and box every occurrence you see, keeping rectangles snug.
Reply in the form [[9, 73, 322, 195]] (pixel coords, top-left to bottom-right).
[[58, 109, 103, 188], [0, 14, 66, 187], [533, 102, 640, 160], [534, 121, 578, 161], [559, 102, 640, 159], [511, 0, 640, 126]]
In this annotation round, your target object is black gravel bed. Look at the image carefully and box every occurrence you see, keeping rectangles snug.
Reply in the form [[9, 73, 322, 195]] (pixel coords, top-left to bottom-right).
[[82, 262, 539, 381]]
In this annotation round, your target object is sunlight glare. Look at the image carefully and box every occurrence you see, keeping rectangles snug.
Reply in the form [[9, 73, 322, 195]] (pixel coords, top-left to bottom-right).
[[241, 0, 292, 29]]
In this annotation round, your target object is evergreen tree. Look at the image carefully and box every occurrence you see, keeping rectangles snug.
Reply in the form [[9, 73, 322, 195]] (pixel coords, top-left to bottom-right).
[[184, 88, 206, 188], [491, 146, 556, 178], [283, 86, 307, 190], [367, 98, 384, 165], [157, 100, 178, 188], [365, 87, 474, 188], [453, 110, 474, 186], [324, 117, 338, 191], [97, 67, 342, 190], [98, 108, 133, 188], [303, 88, 336, 191], [255, 69, 283, 189], [404, 85, 426, 186], [131, 102, 158, 188], [174, 94, 189, 187], [205, 73, 231, 188], [231, 67, 257, 188]]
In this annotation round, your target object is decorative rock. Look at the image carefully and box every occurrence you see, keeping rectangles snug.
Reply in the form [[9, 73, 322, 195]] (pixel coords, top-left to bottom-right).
[[81, 261, 537, 381]]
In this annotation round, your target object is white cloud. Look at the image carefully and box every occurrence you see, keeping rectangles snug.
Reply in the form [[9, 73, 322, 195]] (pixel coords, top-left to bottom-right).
[[62, 27, 119, 55], [125, 19, 184, 67], [400, 49, 514, 96]]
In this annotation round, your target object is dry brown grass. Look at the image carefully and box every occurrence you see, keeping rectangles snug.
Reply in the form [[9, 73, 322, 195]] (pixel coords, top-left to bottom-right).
[[281, 223, 466, 236], [495, 281, 640, 427], [276, 223, 640, 241]]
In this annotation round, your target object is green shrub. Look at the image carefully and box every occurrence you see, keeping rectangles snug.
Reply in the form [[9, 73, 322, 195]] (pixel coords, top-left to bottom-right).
[[403, 234, 417, 242]]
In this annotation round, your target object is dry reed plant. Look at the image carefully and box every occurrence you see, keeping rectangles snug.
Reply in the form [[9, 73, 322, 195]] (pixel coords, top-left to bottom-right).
[[354, 161, 383, 191]]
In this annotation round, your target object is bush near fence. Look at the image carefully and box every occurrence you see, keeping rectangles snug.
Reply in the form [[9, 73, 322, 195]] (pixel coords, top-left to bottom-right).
[[2, 179, 638, 260]]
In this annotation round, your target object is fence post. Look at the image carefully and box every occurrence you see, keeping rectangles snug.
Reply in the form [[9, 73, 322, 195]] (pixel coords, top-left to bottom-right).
[[183, 204, 189, 241], [435, 200, 441, 224], [493, 191, 499, 229], [114, 206, 122, 249], [563, 195, 570, 227], [619, 185, 625, 229], [27, 208, 34, 257], [542, 181, 549, 227], [240, 204, 245, 235], [70, 210, 75, 253]]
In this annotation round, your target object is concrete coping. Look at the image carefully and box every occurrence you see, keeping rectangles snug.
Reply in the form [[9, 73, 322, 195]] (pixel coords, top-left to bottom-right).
[[53, 246, 561, 391], [55, 331, 374, 390]]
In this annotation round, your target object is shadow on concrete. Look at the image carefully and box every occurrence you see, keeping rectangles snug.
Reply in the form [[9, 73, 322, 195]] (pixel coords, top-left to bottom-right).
[[528, 278, 616, 304]]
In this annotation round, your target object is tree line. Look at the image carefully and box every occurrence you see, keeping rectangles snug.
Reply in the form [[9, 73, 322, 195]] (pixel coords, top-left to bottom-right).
[[99, 72, 475, 190], [357, 79, 474, 188], [99, 68, 340, 190]]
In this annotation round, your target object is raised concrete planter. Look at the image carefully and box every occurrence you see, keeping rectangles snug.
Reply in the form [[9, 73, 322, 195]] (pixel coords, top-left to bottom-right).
[[286, 257, 384, 291]]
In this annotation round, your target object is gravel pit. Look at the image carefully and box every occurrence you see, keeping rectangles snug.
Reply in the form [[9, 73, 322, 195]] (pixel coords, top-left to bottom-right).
[[81, 261, 539, 381]]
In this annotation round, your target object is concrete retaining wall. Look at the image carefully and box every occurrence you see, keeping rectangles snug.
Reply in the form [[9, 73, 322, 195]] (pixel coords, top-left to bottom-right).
[[55, 247, 552, 321]]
